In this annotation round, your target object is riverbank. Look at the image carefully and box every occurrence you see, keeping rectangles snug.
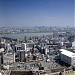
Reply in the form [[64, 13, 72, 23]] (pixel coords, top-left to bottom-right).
[[0, 30, 67, 35]]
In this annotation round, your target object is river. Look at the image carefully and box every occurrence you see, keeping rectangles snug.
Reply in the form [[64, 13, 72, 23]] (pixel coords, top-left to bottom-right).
[[0, 32, 53, 39]]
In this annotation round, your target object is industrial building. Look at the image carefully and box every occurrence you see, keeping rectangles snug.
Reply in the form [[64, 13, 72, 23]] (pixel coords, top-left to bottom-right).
[[59, 49, 75, 66]]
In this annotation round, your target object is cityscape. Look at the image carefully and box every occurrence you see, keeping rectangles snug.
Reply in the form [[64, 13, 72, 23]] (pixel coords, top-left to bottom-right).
[[0, 26, 75, 75], [0, 0, 75, 75], [0, 26, 74, 34]]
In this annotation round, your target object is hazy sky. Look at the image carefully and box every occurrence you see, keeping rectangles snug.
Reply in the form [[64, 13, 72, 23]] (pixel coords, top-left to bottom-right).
[[0, 0, 74, 27]]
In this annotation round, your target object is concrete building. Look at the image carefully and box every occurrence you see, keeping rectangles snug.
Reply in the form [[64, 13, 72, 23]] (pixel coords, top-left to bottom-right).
[[17, 50, 25, 62], [72, 41, 75, 49], [0, 48, 4, 53], [0, 43, 6, 50], [0, 38, 6, 43], [0, 43, 12, 50], [3, 52, 15, 64], [0, 48, 4, 64], [21, 42, 34, 52], [3, 64, 9, 70], [59, 49, 75, 66], [14, 44, 21, 52], [21, 43, 26, 50]]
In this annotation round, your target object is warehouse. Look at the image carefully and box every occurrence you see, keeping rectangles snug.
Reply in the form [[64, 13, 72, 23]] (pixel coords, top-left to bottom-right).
[[59, 49, 75, 66]]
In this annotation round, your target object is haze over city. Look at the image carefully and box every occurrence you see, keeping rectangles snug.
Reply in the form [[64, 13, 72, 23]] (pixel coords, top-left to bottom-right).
[[0, 0, 74, 27]]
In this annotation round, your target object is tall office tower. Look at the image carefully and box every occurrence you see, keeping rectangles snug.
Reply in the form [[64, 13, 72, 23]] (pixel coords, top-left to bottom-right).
[[17, 50, 25, 62]]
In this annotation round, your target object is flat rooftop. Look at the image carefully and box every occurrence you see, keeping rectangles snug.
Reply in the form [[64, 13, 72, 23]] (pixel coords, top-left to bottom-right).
[[60, 49, 75, 57]]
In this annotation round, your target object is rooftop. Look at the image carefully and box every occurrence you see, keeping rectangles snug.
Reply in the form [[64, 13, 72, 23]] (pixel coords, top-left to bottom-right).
[[60, 49, 75, 57], [0, 48, 4, 53]]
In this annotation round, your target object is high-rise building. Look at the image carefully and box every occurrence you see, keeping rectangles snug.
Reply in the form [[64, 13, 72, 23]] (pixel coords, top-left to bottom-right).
[[21, 43, 26, 50], [17, 50, 25, 62]]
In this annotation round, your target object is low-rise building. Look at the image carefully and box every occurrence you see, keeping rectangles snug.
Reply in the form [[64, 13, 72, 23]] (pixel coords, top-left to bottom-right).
[[3, 52, 15, 64]]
